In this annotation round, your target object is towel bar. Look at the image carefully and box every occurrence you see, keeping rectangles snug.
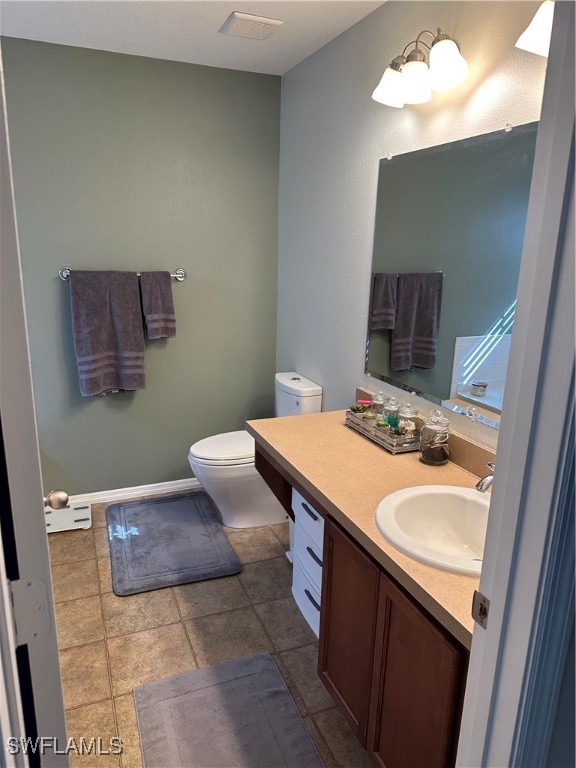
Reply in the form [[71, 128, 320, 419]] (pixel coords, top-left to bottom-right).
[[58, 266, 187, 282]]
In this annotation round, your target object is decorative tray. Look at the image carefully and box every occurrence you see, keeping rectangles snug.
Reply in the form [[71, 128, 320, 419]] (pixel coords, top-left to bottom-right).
[[345, 411, 421, 455]]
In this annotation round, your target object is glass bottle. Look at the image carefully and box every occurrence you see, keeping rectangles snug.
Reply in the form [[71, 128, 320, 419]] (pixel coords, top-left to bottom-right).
[[420, 409, 450, 465]]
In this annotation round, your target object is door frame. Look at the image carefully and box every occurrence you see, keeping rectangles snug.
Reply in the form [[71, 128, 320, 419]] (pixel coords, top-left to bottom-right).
[[0, 518, 27, 768], [1, 44, 67, 767], [456, 2, 575, 765]]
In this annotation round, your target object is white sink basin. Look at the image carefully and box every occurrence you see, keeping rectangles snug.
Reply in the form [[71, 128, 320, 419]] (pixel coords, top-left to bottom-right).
[[375, 485, 489, 577]]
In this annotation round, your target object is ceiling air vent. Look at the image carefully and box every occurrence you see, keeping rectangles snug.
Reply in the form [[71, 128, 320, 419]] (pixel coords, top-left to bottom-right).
[[219, 11, 284, 40]]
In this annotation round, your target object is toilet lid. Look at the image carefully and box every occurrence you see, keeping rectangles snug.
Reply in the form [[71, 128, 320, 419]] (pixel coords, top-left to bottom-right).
[[189, 430, 255, 462]]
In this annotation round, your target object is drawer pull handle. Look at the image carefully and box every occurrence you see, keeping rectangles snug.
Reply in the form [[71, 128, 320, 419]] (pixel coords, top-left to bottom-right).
[[302, 502, 319, 521], [306, 546, 323, 567], [304, 589, 321, 612]]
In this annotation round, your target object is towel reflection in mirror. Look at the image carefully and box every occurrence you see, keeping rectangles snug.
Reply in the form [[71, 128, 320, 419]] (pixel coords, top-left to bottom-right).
[[369, 271, 444, 371]]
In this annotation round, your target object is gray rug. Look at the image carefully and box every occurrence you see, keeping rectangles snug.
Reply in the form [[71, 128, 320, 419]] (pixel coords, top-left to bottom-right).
[[134, 653, 324, 768], [106, 492, 241, 596]]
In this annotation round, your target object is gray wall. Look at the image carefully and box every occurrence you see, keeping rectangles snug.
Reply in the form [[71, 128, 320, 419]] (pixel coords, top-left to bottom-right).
[[277, 1, 547, 450], [2, 38, 280, 494]]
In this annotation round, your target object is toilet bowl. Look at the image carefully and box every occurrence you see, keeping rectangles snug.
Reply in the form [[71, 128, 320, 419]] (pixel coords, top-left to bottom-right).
[[187, 372, 322, 529], [187, 430, 288, 528]]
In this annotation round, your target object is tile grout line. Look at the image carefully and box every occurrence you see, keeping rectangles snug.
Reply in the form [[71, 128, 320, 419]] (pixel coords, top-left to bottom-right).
[[97, 517, 141, 768], [99, 589, 119, 724], [48, 523, 97, 568], [86, 522, 120, 759], [267, 523, 291, 549], [103, 619, 184, 646], [308, 712, 342, 768], [53, 576, 100, 605], [171, 586, 200, 668], [63, 693, 119, 714]]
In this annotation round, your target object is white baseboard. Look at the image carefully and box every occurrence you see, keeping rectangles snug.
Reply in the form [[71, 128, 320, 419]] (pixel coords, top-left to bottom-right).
[[68, 477, 202, 508], [46, 478, 202, 534]]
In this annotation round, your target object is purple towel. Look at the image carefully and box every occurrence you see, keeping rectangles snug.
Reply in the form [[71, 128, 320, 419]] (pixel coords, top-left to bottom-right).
[[370, 273, 398, 330], [139, 271, 176, 339], [69, 271, 145, 396], [391, 272, 443, 370]]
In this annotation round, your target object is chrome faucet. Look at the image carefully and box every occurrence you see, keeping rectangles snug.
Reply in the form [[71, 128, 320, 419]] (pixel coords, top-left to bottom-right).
[[476, 462, 496, 493]]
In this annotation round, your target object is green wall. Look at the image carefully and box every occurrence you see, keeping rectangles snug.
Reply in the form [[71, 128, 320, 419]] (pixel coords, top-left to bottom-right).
[[2, 38, 281, 494]]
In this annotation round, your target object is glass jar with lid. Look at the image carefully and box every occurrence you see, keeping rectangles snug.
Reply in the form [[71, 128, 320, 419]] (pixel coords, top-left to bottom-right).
[[384, 397, 399, 423], [371, 391, 386, 415], [398, 403, 419, 436], [420, 409, 450, 465]]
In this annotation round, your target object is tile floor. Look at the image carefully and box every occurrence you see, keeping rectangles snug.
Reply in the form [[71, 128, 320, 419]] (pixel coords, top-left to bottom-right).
[[48, 494, 373, 768]]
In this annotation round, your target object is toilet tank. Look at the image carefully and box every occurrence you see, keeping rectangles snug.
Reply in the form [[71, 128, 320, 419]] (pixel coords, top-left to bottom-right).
[[275, 372, 323, 417]]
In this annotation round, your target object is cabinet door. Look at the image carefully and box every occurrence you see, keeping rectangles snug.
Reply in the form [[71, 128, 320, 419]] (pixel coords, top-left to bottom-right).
[[318, 518, 380, 745], [368, 572, 467, 768]]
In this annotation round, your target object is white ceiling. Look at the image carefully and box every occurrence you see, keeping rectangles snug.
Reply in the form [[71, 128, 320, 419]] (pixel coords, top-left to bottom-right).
[[0, 0, 385, 75]]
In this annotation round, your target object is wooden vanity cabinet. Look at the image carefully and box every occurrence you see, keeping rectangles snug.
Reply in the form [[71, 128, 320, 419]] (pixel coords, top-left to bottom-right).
[[251, 441, 468, 767], [367, 572, 468, 768], [319, 517, 468, 768], [318, 516, 381, 745]]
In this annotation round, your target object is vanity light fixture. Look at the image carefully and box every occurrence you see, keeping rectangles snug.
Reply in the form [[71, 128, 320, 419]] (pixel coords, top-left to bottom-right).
[[372, 28, 468, 108], [515, 1, 554, 57]]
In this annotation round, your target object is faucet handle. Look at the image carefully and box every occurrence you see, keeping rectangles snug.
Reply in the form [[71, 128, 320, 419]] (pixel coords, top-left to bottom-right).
[[487, 462, 495, 471]]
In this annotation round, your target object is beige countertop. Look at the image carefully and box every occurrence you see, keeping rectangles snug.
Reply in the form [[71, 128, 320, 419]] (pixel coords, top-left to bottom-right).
[[247, 409, 482, 649]]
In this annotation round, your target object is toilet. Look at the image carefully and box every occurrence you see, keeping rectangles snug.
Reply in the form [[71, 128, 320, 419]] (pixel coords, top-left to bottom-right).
[[187, 372, 323, 528]]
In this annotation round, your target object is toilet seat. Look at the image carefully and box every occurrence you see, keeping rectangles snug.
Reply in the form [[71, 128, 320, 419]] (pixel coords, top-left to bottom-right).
[[188, 430, 255, 467]]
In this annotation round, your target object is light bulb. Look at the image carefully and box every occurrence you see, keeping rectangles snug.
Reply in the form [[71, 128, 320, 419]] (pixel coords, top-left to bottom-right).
[[372, 66, 405, 108], [429, 38, 469, 91], [516, 0, 554, 57], [402, 59, 432, 104]]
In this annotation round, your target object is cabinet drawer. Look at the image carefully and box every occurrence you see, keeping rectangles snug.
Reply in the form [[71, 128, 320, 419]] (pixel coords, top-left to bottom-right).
[[292, 555, 321, 638], [294, 521, 323, 593], [292, 488, 324, 549]]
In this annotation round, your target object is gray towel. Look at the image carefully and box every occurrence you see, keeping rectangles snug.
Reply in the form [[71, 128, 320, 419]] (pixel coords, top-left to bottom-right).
[[370, 273, 398, 330], [139, 271, 176, 339], [391, 272, 443, 370], [69, 270, 146, 396]]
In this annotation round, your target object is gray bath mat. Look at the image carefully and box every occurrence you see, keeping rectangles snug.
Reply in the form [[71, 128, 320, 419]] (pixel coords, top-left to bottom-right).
[[134, 652, 324, 768], [106, 492, 241, 596]]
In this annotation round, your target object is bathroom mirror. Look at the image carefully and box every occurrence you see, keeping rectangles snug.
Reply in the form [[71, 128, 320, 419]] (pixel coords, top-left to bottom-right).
[[365, 122, 538, 429]]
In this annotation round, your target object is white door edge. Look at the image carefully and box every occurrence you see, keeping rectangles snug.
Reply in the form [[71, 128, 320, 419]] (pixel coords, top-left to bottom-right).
[[1, 41, 67, 765], [456, 3, 575, 765], [0, 523, 28, 768]]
